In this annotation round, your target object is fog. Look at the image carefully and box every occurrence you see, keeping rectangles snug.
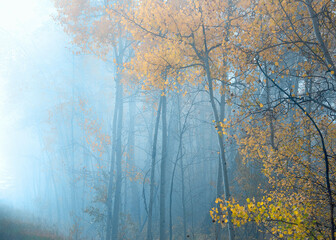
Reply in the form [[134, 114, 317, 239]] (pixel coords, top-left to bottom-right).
[[0, 0, 61, 205], [0, 2, 225, 238], [1, 0, 336, 239]]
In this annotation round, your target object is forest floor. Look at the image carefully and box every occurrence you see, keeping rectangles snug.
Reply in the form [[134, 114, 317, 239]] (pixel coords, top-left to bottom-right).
[[0, 204, 65, 240]]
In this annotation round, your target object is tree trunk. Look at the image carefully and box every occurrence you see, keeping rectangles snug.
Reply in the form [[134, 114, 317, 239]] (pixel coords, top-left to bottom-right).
[[202, 30, 234, 238], [199, 15, 234, 237], [169, 146, 179, 240], [216, 156, 224, 240], [180, 154, 187, 240], [168, 118, 183, 240], [265, 75, 276, 149], [160, 94, 168, 240], [147, 96, 163, 240], [178, 95, 187, 240], [105, 79, 119, 240], [305, 78, 312, 163], [306, 0, 336, 81], [128, 92, 139, 223], [111, 81, 123, 240]]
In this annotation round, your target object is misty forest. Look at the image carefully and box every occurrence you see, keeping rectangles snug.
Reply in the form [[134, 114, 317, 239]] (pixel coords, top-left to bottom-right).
[[0, 0, 336, 239]]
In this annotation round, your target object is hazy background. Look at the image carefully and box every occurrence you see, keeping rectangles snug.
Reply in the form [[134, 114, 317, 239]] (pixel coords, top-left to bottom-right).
[[0, 0, 70, 207]]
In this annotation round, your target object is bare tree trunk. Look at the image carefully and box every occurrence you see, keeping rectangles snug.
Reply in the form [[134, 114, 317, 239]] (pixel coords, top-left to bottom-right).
[[304, 6, 336, 236], [169, 92, 193, 240], [306, 0, 336, 81], [180, 156, 187, 240], [147, 96, 163, 240], [168, 105, 182, 240], [169, 145, 179, 240], [160, 94, 168, 240], [265, 75, 276, 149], [216, 156, 224, 240], [111, 81, 123, 240], [305, 78, 312, 163], [203, 34, 235, 239], [216, 84, 227, 240], [70, 85, 79, 240], [127, 92, 139, 223], [178, 95, 187, 240], [187, 164, 195, 239], [105, 79, 119, 240]]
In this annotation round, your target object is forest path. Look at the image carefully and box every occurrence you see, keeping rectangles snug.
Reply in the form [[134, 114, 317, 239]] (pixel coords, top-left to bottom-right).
[[0, 206, 65, 240]]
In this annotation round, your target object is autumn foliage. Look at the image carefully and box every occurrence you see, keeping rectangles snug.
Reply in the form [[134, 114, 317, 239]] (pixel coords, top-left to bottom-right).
[[54, 0, 336, 239]]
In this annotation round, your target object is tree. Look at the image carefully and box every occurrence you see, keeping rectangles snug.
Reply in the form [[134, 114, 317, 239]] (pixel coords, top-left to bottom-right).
[[110, 1, 245, 238], [211, 0, 336, 239], [55, 0, 133, 238]]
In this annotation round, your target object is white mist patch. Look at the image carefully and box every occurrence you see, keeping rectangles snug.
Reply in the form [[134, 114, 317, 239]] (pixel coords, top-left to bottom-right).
[[0, 0, 53, 205], [0, 0, 47, 35], [0, 159, 14, 192]]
